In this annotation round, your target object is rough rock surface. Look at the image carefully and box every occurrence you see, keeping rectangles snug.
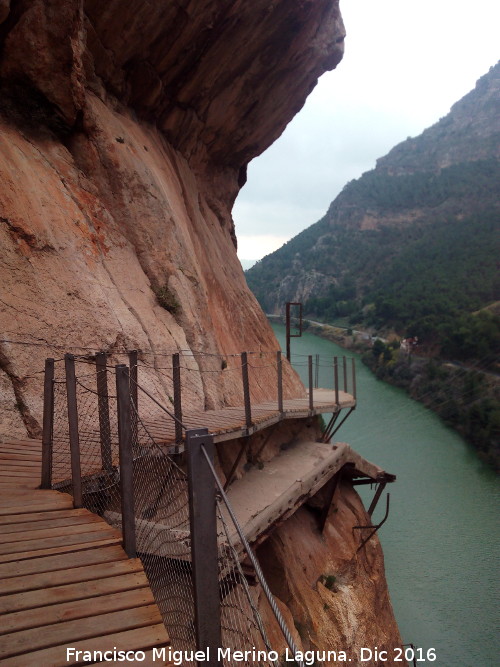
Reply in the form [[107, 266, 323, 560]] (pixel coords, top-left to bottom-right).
[[258, 482, 402, 665], [0, 0, 344, 435]]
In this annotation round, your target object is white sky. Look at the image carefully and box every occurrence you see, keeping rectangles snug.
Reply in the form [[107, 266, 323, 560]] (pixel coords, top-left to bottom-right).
[[234, 0, 500, 261]]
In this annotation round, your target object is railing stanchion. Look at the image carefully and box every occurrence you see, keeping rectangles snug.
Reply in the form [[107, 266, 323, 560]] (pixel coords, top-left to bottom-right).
[[96, 351, 113, 472], [186, 428, 222, 665], [116, 364, 136, 558], [41, 358, 55, 489], [277, 350, 284, 415], [308, 355, 314, 412], [343, 356, 348, 393], [173, 353, 183, 450], [352, 357, 357, 401], [334, 356, 339, 406], [65, 354, 83, 508], [241, 352, 252, 429], [315, 353, 320, 388]]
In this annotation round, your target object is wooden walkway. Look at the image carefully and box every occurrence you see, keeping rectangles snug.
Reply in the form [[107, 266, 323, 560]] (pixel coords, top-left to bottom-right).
[[0, 439, 171, 666], [144, 387, 356, 445]]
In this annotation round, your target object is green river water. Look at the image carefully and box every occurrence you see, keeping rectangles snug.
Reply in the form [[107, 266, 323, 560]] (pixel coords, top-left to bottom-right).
[[271, 323, 499, 667]]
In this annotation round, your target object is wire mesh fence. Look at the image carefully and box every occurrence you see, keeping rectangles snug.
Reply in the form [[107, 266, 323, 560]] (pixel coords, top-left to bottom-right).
[[45, 352, 306, 666]]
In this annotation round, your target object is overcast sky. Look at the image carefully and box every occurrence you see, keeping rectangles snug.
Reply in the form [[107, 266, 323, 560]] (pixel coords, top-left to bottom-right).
[[233, 0, 500, 262]]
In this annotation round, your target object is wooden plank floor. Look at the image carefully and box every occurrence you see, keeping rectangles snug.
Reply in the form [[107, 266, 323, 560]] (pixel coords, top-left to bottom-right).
[[0, 439, 172, 666], [48, 388, 356, 484]]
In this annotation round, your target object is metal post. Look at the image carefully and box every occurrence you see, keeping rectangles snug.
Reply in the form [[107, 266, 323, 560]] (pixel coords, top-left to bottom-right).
[[285, 302, 291, 361], [96, 352, 113, 472], [368, 482, 387, 517], [241, 352, 252, 429], [277, 351, 283, 414], [343, 356, 348, 392], [129, 350, 138, 444], [308, 355, 314, 411], [116, 364, 136, 558], [352, 357, 357, 401], [315, 353, 320, 388], [173, 353, 183, 447], [186, 428, 222, 665], [41, 358, 55, 489], [334, 356, 339, 406], [65, 354, 83, 508]]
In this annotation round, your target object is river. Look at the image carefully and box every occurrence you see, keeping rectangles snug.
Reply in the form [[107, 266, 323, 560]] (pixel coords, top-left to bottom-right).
[[271, 322, 499, 667]]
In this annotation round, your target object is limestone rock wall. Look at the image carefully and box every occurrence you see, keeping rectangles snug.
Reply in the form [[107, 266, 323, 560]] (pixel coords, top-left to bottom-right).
[[0, 0, 344, 436], [258, 482, 402, 665]]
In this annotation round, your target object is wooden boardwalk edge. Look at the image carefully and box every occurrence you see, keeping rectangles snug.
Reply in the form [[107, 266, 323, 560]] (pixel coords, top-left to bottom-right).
[[0, 439, 171, 666]]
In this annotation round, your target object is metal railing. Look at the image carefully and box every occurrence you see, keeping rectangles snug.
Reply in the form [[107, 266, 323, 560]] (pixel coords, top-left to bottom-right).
[[40, 354, 310, 666]]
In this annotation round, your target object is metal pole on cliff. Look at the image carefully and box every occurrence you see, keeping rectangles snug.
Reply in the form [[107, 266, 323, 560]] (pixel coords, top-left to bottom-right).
[[41, 358, 55, 489], [116, 364, 136, 558], [286, 302, 291, 361], [65, 354, 83, 508], [96, 351, 113, 473], [277, 350, 284, 415], [186, 428, 222, 666], [173, 353, 183, 450], [241, 352, 252, 429], [285, 302, 303, 362]]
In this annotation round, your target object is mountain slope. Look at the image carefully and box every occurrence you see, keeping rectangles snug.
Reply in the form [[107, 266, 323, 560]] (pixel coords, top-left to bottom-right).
[[246, 63, 500, 348]]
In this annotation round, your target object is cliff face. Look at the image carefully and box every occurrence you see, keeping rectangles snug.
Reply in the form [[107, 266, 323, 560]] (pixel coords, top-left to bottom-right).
[[259, 483, 401, 665], [0, 0, 344, 436]]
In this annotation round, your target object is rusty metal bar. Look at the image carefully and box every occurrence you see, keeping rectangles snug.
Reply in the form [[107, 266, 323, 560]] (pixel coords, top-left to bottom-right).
[[96, 352, 113, 472], [321, 411, 340, 443], [172, 353, 183, 448], [65, 354, 83, 508], [186, 428, 222, 665], [223, 440, 247, 492], [277, 350, 283, 414], [352, 357, 357, 401], [334, 356, 339, 406], [402, 644, 418, 667], [354, 493, 391, 552], [241, 352, 252, 429], [41, 358, 55, 489], [368, 482, 387, 517], [308, 355, 314, 412], [116, 364, 136, 558], [323, 407, 355, 443], [343, 356, 348, 392]]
